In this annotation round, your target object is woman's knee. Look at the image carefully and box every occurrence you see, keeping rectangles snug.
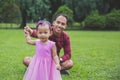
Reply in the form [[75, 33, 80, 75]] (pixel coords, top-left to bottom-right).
[[23, 57, 32, 67], [61, 59, 74, 70], [68, 60, 74, 68], [70, 60, 74, 67]]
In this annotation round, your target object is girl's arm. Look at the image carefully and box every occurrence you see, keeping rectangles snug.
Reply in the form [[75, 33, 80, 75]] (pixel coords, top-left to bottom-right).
[[52, 44, 61, 70], [24, 31, 36, 45]]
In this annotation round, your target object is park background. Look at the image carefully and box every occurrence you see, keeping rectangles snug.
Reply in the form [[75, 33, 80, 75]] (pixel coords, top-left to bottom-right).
[[0, 0, 120, 80]]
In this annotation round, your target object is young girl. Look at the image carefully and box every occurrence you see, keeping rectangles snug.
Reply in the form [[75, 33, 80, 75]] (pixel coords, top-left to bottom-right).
[[23, 20, 62, 80]]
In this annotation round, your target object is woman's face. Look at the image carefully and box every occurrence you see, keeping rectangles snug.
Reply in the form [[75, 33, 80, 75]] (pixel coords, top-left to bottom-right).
[[53, 16, 67, 34]]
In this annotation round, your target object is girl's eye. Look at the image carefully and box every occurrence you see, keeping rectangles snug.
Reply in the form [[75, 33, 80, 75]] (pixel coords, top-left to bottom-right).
[[39, 32, 42, 34], [61, 23, 65, 26], [45, 32, 47, 34]]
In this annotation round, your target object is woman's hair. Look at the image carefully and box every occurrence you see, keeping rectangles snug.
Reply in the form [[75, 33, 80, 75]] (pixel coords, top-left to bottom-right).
[[52, 13, 69, 25], [36, 20, 51, 30]]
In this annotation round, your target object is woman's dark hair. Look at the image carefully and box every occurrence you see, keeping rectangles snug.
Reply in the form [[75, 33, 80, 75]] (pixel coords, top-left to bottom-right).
[[36, 20, 51, 30], [52, 13, 69, 25]]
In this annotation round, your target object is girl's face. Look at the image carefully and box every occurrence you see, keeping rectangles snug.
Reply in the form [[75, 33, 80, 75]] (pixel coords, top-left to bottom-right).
[[37, 25, 51, 43], [53, 16, 67, 35]]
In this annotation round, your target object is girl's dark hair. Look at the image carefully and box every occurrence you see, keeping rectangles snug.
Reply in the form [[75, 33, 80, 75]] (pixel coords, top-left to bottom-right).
[[52, 13, 69, 25], [36, 20, 51, 30]]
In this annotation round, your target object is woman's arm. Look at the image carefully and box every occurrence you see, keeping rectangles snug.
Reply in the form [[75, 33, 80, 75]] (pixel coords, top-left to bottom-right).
[[61, 33, 71, 62]]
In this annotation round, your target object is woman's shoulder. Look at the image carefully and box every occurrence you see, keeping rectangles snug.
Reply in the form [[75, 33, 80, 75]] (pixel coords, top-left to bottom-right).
[[62, 31, 69, 36], [62, 31, 70, 39]]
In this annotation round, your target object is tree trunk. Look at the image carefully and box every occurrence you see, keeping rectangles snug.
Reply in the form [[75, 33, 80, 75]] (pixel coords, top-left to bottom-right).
[[19, 9, 27, 28]]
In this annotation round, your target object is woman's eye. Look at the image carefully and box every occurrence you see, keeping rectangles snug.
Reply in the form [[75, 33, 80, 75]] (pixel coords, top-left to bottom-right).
[[57, 21, 60, 24], [61, 23, 65, 26]]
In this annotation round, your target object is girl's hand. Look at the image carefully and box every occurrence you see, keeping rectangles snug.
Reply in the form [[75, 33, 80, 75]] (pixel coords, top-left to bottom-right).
[[24, 30, 30, 37], [56, 64, 61, 70], [24, 26, 33, 35]]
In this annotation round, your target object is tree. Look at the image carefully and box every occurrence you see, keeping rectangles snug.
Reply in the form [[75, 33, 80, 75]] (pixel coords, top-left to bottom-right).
[[62, 0, 120, 23], [106, 0, 120, 11], [47, 0, 63, 21], [50, 0, 62, 15], [19, 0, 51, 28], [0, 0, 21, 23], [62, 0, 98, 22], [19, 0, 32, 28]]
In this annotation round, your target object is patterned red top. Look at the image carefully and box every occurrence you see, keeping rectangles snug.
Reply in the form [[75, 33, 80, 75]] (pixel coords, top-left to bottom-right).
[[31, 28, 71, 62]]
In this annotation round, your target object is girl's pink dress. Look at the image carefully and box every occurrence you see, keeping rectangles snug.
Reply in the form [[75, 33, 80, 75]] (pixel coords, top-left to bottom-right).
[[23, 40, 62, 80]]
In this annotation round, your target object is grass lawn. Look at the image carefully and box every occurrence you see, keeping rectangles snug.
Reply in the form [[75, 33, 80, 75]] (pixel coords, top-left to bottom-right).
[[0, 30, 120, 80]]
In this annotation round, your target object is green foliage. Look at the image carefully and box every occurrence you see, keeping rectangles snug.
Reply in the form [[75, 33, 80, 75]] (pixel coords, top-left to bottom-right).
[[19, 0, 51, 22], [84, 10, 106, 30], [0, 0, 120, 30], [72, 22, 82, 29], [105, 9, 120, 30], [54, 5, 74, 27], [72, 22, 81, 27], [0, 1, 21, 23], [18, 0, 51, 28], [84, 9, 120, 30], [30, 0, 51, 21], [81, 21, 86, 29], [62, 0, 119, 22], [63, 0, 105, 22]]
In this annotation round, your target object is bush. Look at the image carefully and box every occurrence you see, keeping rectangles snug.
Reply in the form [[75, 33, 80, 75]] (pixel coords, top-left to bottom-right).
[[105, 9, 120, 30], [72, 22, 80, 27], [0, 3, 21, 23], [72, 22, 82, 29], [84, 10, 106, 30]]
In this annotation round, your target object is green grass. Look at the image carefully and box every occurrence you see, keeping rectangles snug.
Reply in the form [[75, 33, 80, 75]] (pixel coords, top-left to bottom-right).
[[0, 30, 120, 80]]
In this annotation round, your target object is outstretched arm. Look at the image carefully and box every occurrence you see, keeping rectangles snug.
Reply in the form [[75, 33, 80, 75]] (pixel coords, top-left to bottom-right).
[[52, 44, 61, 70], [24, 30, 36, 45]]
